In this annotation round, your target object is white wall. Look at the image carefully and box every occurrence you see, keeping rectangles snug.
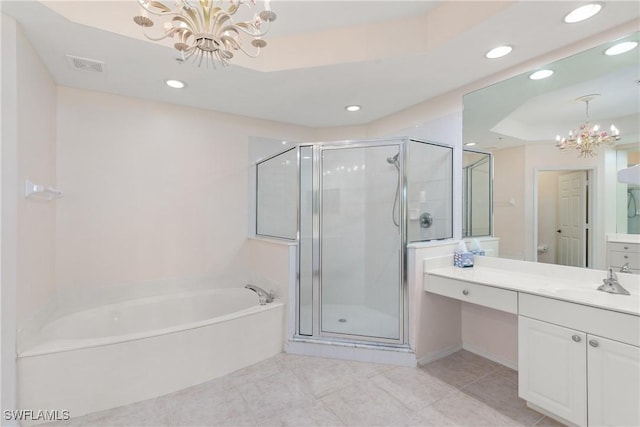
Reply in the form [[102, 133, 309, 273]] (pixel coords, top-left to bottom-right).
[[2, 14, 57, 419], [1, 13, 19, 421], [493, 146, 526, 260], [16, 22, 57, 328], [537, 171, 564, 265], [55, 87, 314, 309]]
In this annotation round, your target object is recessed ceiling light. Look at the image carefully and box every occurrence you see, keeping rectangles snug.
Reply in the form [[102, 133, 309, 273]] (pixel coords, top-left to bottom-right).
[[485, 45, 512, 59], [604, 41, 638, 56], [165, 79, 186, 89], [529, 69, 554, 80], [345, 105, 361, 112], [563, 3, 602, 24], [465, 142, 477, 147]]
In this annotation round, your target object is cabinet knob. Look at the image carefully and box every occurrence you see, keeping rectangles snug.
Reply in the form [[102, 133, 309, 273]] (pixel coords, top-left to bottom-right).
[[624, 246, 629, 250], [589, 339, 599, 348], [572, 335, 581, 343], [462, 289, 469, 296]]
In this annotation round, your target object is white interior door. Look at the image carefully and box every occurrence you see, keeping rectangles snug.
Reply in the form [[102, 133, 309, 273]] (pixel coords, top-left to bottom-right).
[[558, 171, 587, 267]]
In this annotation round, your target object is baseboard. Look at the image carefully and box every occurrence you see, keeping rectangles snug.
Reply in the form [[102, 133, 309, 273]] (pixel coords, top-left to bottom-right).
[[416, 343, 463, 366], [462, 343, 518, 370]]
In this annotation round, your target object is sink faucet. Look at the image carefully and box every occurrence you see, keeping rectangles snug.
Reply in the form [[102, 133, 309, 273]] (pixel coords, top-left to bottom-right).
[[620, 263, 632, 273], [597, 269, 630, 295], [245, 284, 275, 305]]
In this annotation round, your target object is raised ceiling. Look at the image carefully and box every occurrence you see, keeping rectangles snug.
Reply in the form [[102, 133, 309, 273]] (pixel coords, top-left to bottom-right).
[[2, 1, 639, 128]]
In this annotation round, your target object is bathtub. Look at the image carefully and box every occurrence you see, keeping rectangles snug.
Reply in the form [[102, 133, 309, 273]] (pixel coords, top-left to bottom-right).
[[18, 287, 285, 420]]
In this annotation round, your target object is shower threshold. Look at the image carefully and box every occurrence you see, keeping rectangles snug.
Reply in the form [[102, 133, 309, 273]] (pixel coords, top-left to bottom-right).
[[286, 336, 416, 367]]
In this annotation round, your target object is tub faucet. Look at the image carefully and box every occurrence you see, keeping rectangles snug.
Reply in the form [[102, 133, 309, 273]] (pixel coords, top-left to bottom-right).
[[245, 284, 275, 305], [620, 263, 631, 273], [597, 268, 630, 295]]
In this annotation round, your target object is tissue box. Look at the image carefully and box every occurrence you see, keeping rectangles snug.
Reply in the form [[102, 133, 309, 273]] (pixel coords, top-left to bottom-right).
[[454, 251, 474, 268]]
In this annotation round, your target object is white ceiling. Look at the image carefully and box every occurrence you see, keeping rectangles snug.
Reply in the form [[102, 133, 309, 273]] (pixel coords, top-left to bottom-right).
[[2, 1, 639, 128]]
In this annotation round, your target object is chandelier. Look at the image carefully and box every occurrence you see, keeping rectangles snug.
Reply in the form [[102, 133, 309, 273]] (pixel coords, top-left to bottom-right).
[[555, 95, 620, 157], [133, 0, 277, 68]]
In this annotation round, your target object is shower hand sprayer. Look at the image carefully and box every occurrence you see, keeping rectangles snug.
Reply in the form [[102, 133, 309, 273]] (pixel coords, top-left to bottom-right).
[[387, 153, 401, 227]]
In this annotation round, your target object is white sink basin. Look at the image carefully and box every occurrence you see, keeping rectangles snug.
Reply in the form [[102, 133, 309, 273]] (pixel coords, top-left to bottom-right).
[[544, 287, 640, 313]]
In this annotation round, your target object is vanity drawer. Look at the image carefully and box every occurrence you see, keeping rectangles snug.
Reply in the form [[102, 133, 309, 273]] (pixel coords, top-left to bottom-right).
[[609, 251, 640, 269], [608, 242, 640, 253], [425, 276, 517, 314], [519, 293, 639, 346]]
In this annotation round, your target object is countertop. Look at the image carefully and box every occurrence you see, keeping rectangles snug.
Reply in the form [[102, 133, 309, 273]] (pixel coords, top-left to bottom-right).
[[426, 263, 640, 317]]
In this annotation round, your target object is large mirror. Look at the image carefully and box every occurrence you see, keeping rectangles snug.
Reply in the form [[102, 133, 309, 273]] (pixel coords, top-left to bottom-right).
[[462, 150, 492, 237], [463, 31, 640, 269]]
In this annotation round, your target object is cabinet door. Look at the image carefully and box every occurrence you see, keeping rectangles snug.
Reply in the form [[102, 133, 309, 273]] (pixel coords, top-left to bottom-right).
[[518, 316, 587, 426], [587, 335, 640, 426]]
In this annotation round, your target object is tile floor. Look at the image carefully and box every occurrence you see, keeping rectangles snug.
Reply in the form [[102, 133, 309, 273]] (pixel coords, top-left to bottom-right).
[[45, 350, 565, 427]]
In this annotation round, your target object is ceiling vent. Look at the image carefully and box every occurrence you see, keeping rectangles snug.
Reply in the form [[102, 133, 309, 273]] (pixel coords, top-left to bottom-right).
[[65, 55, 105, 73]]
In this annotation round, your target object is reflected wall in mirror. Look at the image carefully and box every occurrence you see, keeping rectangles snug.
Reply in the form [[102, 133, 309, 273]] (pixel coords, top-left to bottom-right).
[[463, 31, 640, 268], [616, 146, 640, 234], [462, 150, 492, 237]]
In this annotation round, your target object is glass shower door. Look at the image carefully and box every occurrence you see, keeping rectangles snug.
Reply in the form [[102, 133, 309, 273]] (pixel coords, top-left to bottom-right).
[[320, 145, 402, 342]]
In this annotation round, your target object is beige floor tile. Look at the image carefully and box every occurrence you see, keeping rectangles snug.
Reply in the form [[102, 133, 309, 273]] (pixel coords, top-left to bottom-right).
[[275, 353, 338, 371], [156, 386, 252, 426], [369, 366, 457, 411], [420, 350, 501, 389], [221, 357, 288, 389], [415, 390, 523, 426], [236, 370, 318, 413], [461, 368, 544, 426], [534, 416, 567, 426], [321, 380, 422, 427], [256, 401, 344, 427], [41, 349, 555, 427], [81, 398, 171, 426], [291, 359, 368, 398]]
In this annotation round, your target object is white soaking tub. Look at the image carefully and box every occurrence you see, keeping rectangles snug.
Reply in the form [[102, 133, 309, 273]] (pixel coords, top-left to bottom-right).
[[18, 287, 285, 420]]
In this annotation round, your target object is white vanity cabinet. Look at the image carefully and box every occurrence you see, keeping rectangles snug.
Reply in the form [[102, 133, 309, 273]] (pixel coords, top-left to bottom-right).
[[425, 264, 640, 427], [518, 316, 587, 425], [587, 335, 640, 427], [519, 295, 640, 427]]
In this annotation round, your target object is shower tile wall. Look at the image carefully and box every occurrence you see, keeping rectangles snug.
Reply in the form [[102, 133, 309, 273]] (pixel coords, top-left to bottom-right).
[[363, 146, 402, 324], [407, 142, 453, 242], [256, 148, 297, 239], [321, 148, 368, 308]]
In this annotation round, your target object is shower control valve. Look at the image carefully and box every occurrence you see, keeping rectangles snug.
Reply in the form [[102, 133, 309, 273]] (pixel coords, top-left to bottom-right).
[[419, 212, 433, 229]]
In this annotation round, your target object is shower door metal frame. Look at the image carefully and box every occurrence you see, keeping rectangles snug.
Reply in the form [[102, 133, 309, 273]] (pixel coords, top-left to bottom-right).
[[296, 138, 409, 347]]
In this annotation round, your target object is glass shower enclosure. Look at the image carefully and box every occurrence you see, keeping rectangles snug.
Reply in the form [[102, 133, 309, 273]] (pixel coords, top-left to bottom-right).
[[256, 138, 453, 347]]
